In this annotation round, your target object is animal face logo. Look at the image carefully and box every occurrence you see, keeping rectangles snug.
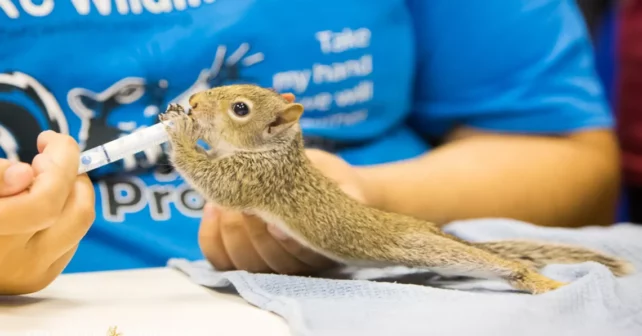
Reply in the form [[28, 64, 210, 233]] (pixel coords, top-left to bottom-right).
[[67, 77, 155, 151], [0, 42, 264, 170], [171, 43, 264, 108], [0, 71, 69, 162], [68, 43, 265, 153], [66, 77, 171, 172]]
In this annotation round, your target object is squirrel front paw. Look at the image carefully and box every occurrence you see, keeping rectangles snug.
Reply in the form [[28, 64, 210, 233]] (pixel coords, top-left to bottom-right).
[[159, 103, 188, 123], [159, 104, 199, 145]]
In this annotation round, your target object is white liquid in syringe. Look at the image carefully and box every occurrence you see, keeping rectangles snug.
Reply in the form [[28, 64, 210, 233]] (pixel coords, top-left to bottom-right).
[[77, 121, 174, 174]]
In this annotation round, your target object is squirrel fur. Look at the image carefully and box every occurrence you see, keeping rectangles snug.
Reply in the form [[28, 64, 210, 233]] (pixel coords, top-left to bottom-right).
[[159, 84, 634, 295]]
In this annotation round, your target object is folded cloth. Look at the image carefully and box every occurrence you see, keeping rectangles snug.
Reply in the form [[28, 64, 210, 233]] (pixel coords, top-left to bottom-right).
[[167, 218, 642, 336]]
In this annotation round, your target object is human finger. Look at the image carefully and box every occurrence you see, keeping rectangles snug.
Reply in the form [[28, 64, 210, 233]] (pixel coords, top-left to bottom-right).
[[0, 156, 67, 234], [48, 244, 79, 279], [267, 223, 337, 270], [0, 160, 34, 197], [7, 244, 81, 295], [198, 203, 235, 271], [16, 244, 81, 295], [21, 153, 74, 220], [28, 174, 95, 263], [22, 132, 81, 217], [36, 131, 80, 178], [218, 209, 271, 273], [243, 216, 313, 274]]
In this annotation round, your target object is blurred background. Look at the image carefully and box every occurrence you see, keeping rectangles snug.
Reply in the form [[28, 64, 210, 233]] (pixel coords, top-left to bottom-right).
[[576, 0, 641, 223]]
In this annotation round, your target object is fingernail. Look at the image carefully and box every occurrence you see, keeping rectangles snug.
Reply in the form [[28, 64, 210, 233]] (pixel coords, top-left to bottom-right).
[[202, 203, 219, 221]]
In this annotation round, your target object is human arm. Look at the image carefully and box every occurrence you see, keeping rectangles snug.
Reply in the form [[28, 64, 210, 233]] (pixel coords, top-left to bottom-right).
[[356, 0, 619, 227], [356, 127, 620, 228], [0, 131, 95, 294]]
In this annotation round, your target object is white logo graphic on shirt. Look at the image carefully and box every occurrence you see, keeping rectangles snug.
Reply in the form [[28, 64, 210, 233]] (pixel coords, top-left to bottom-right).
[[67, 77, 148, 150], [66, 76, 165, 169], [0, 0, 217, 19], [0, 124, 18, 161], [270, 27, 375, 128], [65, 43, 265, 172], [170, 43, 265, 108], [78, 43, 265, 222], [0, 71, 69, 161]]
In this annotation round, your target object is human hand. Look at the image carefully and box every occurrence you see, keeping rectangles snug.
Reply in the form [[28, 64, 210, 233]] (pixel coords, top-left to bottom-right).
[[0, 131, 96, 294], [198, 94, 368, 275], [0, 159, 34, 197], [198, 149, 366, 274]]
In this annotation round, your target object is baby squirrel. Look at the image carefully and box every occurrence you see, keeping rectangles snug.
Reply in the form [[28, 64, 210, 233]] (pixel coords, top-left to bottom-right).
[[159, 84, 634, 295]]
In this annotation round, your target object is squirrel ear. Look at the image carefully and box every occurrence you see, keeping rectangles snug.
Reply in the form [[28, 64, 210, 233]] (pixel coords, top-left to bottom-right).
[[281, 103, 304, 122], [267, 103, 304, 134]]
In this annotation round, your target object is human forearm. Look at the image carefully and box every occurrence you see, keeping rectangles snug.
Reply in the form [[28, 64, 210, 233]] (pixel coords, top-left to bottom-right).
[[355, 129, 620, 228]]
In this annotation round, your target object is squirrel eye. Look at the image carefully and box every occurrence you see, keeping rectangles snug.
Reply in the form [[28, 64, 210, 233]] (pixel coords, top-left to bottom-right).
[[232, 102, 250, 117]]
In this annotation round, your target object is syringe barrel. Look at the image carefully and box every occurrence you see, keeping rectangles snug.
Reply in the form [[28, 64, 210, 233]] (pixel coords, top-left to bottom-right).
[[77, 122, 173, 175]]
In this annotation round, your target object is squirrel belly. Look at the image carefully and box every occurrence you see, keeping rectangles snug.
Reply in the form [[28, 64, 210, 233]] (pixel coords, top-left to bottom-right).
[[248, 208, 393, 267], [473, 240, 635, 276]]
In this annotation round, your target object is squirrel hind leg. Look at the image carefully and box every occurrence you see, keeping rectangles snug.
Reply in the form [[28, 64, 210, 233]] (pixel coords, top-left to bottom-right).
[[595, 257, 635, 277], [582, 253, 635, 276], [506, 269, 566, 295], [393, 234, 568, 295], [476, 241, 636, 277]]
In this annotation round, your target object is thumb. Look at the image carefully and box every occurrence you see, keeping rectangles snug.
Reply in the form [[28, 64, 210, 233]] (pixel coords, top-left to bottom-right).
[[0, 160, 34, 197]]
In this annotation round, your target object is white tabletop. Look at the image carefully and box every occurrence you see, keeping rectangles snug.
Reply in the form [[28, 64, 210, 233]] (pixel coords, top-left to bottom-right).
[[0, 267, 291, 336]]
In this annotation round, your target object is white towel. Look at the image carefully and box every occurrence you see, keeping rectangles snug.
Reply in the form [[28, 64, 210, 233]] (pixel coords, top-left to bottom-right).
[[168, 218, 642, 336]]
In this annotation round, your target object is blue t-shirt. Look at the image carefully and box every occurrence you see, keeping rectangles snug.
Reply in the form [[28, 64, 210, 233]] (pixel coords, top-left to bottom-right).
[[0, 0, 612, 272]]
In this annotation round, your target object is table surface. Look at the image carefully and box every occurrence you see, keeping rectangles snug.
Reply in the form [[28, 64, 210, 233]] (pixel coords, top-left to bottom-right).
[[0, 267, 291, 336]]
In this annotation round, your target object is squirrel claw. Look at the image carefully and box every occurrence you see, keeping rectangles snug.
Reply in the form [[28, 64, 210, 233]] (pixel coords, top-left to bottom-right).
[[159, 103, 187, 122], [159, 104, 188, 123], [159, 106, 199, 145], [167, 103, 186, 114]]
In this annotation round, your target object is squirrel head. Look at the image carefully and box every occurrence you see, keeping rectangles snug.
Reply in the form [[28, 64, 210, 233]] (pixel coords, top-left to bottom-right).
[[188, 84, 304, 152]]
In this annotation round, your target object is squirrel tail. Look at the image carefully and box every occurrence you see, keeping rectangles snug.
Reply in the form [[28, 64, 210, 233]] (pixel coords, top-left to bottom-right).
[[473, 240, 635, 277]]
